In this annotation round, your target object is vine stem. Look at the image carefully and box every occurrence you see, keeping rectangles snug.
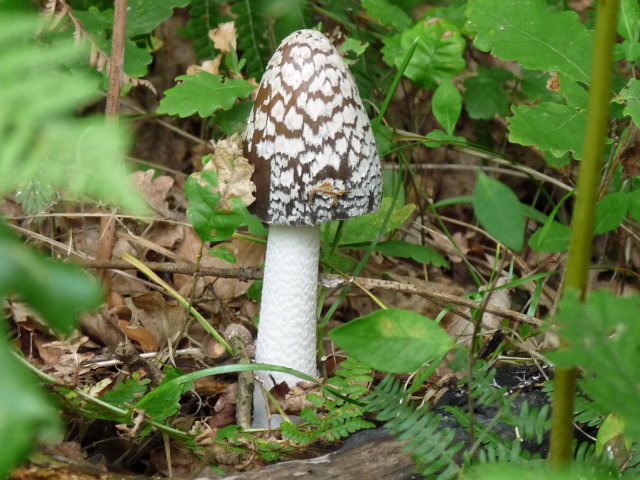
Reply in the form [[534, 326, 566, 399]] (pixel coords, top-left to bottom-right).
[[548, 0, 620, 468]]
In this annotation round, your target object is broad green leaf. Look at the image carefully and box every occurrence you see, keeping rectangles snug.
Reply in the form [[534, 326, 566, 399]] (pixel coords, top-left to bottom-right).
[[329, 309, 454, 373], [135, 368, 189, 423], [210, 246, 238, 264], [126, 0, 190, 37], [362, 0, 413, 31], [617, 0, 640, 61], [0, 224, 103, 335], [618, 78, 640, 129], [509, 103, 587, 160], [466, 0, 593, 83], [337, 198, 415, 244], [374, 240, 449, 268], [432, 81, 462, 135], [381, 19, 466, 89], [463, 66, 513, 120], [186, 172, 261, 242], [548, 290, 640, 442], [472, 171, 525, 251], [528, 221, 570, 253], [0, 337, 61, 479], [519, 69, 563, 104], [628, 190, 640, 222], [213, 101, 254, 136], [595, 413, 630, 460], [422, 129, 468, 148], [157, 72, 255, 118], [339, 37, 369, 59], [594, 192, 628, 235]]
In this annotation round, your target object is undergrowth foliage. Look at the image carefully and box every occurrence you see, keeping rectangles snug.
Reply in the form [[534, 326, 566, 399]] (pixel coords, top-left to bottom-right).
[[3, 0, 640, 479]]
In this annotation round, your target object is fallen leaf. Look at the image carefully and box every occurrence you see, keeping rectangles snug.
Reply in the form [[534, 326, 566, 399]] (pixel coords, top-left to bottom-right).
[[125, 292, 187, 348], [209, 22, 237, 53], [131, 169, 174, 216]]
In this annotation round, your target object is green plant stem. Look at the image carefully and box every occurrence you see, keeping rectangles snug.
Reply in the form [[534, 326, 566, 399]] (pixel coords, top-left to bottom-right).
[[548, 0, 620, 468]]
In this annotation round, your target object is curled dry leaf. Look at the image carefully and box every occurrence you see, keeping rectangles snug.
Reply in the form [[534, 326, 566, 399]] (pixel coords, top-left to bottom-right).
[[209, 21, 237, 54], [198, 133, 256, 211], [131, 169, 174, 216], [186, 56, 222, 76], [124, 292, 188, 350]]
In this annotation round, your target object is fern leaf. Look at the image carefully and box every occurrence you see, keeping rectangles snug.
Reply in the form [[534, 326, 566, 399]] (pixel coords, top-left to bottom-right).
[[231, 0, 269, 79], [0, 13, 145, 213]]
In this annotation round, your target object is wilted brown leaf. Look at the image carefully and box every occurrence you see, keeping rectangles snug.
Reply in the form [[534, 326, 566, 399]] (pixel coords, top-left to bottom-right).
[[209, 21, 237, 53], [196, 133, 255, 211], [131, 169, 174, 216], [125, 291, 187, 348]]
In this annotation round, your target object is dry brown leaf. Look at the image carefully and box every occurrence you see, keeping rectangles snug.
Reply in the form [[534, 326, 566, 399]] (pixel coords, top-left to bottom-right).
[[186, 56, 222, 76], [118, 319, 159, 352], [174, 228, 264, 299], [125, 292, 187, 348], [209, 383, 238, 428], [197, 133, 256, 211], [131, 169, 174, 216], [209, 21, 237, 53]]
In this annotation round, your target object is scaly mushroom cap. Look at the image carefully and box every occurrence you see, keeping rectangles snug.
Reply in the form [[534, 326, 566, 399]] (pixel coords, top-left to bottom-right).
[[244, 29, 382, 226]]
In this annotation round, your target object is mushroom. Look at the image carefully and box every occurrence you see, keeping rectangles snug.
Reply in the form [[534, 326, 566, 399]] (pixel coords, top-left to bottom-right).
[[244, 29, 382, 427]]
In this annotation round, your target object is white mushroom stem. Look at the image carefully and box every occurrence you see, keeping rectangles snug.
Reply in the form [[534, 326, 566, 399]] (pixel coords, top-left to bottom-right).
[[253, 224, 320, 428]]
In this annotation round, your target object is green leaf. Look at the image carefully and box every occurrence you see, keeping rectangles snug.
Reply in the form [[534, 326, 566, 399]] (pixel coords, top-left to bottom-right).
[[432, 81, 462, 135], [0, 224, 103, 335], [135, 368, 189, 423], [231, 0, 269, 79], [422, 129, 468, 148], [595, 413, 630, 459], [0, 14, 146, 213], [373, 240, 449, 268], [15, 177, 57, 215], [628, 189, 640, 222], [528, 221, 570, 253], [381, 19, 466, 89], [466, 0, 593, 83], [210, 246, 238, 264], [157, 72, 255, 118], [212, 101, 253, 136], [548, 290, 640, 443], [594, 192, 628, 235], [463, 66, 513, 120], [509, 103, 587, 160], [337, 198, 415, 245], [126, 0, 190, 37], [186, 172, 259, 242], [329, 309, 454, 373], [617, 0, 640, 61], [0, 337, 61, 478], [618, 78, 640, 128], [362, 0, 413, 31], [472, 171, 525, 251]]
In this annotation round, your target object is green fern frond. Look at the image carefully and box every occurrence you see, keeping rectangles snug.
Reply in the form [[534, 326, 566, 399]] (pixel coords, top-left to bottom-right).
[[185, 0, 225, 59], [281, 359, 375, 445], [231, 0, 269, 79], [0, 13, 145, 213]]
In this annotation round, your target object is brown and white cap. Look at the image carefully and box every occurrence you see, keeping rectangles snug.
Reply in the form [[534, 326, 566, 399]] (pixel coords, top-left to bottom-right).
[[244, 29, 382, 227]]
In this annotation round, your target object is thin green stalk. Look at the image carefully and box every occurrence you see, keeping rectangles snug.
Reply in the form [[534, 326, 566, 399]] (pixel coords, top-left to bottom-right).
[[548, 0, 620, 468]]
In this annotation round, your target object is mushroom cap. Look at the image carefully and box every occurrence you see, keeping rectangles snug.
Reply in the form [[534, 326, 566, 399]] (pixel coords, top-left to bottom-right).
[[244, 29, 382, 226]]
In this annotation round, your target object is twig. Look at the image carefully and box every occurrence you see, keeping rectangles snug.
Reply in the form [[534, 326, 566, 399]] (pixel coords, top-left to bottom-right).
[[73, 258, 542, 326], [98, 0, 128, 302]]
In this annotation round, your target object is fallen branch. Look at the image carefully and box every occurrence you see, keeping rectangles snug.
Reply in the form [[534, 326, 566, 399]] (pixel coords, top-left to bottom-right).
[[76, 259, 542, 326]]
